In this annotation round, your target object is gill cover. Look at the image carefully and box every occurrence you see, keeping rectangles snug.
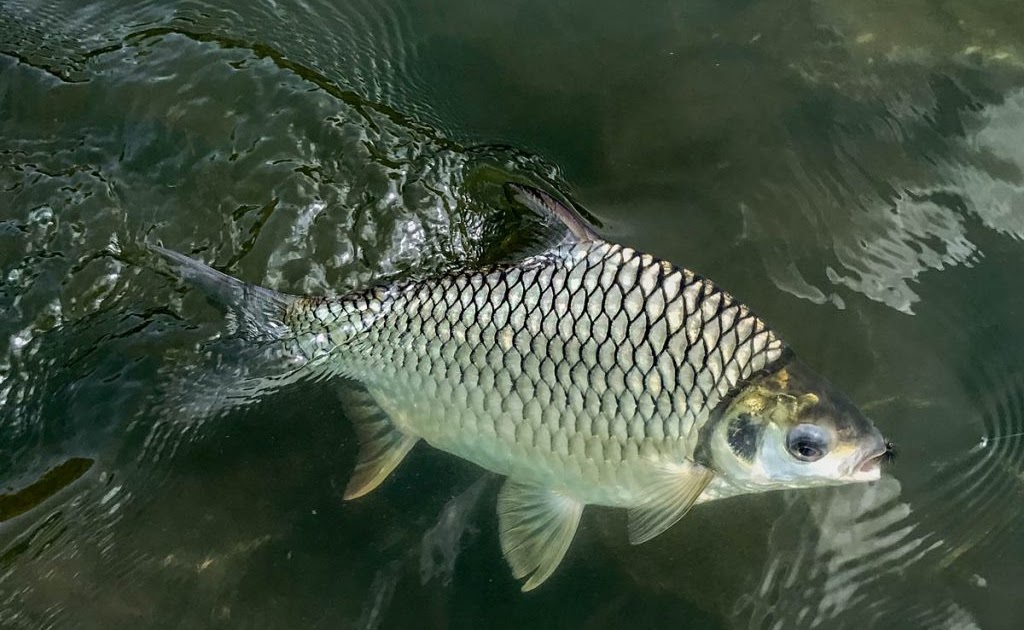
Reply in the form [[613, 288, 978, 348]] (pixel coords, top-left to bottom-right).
[[708, 360, 886, 488]]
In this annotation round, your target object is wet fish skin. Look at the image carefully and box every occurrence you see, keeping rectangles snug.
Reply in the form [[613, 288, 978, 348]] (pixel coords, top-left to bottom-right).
[[286, 240, 786, 505], [152, 183, 887, 591]]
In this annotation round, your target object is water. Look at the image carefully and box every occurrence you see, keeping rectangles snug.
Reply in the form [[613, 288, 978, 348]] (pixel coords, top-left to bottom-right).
[[2, 1, 1023, 627]]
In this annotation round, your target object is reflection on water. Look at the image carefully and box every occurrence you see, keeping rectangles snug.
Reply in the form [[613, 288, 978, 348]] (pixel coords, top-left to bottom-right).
[[2, 0, 1024, 628], [0, 458, 93, 522]]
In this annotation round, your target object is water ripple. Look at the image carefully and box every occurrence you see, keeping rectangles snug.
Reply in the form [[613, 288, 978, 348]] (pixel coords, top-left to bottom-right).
[[2, 1, 1024, 627], [0, 18, 564, 627], [731, 303, 1024, 629]]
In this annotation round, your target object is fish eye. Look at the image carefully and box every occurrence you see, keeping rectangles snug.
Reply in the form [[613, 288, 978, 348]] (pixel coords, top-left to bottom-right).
[[785, 424, 830, 462]]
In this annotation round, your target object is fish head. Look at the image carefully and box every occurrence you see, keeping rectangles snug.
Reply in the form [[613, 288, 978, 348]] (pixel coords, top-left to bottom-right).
[[706, 360, 889, 490]]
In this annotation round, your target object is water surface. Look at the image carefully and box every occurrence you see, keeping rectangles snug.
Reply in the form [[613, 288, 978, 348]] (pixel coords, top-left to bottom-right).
[[2, 1, 1023, 628]]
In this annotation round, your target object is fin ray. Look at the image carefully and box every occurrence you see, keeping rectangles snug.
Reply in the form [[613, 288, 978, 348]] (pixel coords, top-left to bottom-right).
[[505, 183, 601, 244], [150, 245, 294, 340], [338, 385, 419, 499], [497, 480, 584, 591], [627, 464, 714, 545]]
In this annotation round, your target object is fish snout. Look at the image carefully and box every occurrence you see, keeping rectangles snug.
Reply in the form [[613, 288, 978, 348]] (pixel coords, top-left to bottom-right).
[[848, 432, 891, 481]]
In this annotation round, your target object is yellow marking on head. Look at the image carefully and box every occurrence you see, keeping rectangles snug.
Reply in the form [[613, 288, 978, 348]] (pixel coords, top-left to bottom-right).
[[775, 368, 790, 387], [829, 443, 858, 459]]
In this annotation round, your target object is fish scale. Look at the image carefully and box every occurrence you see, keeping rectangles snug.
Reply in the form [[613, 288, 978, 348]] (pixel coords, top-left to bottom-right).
[[152, 183, 885, 591], [285, 240, 786, 503]]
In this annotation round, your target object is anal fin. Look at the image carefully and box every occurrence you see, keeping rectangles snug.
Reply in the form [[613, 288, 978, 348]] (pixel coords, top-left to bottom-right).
[[338, 385, 419, 500], [627, 463, 714, 545], [497, 480, 584, 591]]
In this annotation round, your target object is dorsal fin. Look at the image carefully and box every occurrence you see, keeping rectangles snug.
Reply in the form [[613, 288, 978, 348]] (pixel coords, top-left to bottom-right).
[[504, 183, 601, 245]]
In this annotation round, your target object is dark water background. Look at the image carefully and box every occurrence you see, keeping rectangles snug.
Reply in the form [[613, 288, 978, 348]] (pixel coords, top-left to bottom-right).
[[2, 1, 1024, 628]]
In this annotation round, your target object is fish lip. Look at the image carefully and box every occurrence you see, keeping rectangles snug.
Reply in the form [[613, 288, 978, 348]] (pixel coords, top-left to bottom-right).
[[849, 442, 889, 481], [858, 451, 885, 472]]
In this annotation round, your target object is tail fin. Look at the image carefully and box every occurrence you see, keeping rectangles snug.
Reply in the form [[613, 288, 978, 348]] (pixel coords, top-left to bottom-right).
[[150, 245, 296, 340]]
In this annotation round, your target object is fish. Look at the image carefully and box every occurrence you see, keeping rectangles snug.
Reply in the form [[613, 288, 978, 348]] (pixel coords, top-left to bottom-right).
[[151, 183, 890, 591]]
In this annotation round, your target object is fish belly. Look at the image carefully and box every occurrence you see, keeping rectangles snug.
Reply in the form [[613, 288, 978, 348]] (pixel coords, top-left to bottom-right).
[[360, 374, 685, 509]]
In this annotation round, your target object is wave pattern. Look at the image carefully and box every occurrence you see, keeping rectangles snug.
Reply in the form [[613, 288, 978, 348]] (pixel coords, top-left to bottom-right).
[[731, 301, 1024, 629], [2, 1, 1024, 628], [0, 14, 558, 627], [0, 0, 433, 124]]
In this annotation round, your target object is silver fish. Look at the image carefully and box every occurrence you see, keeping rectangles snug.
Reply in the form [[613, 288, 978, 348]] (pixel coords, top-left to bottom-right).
[[153, 183, 889, 590]]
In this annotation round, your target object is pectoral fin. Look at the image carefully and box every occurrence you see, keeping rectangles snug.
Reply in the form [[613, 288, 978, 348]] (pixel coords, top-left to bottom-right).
[[627, 464, 714, 545], [497, 480, 585, 591], [338, 385, 419, 500]]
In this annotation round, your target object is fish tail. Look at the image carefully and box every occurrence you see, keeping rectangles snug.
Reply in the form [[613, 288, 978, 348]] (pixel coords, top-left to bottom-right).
[[150, 245, 296, 340]]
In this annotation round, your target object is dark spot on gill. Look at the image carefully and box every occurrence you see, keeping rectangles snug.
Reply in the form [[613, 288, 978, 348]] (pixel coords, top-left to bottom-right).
[[693, 350, 796, 465], [728, 413, 763, 462]]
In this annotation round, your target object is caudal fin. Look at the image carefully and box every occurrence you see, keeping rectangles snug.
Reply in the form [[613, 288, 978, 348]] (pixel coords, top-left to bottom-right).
[[150, 245, 295, 340]]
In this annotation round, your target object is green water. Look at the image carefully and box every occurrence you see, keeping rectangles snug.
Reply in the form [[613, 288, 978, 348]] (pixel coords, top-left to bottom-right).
[[2, 1, 1023, 627]]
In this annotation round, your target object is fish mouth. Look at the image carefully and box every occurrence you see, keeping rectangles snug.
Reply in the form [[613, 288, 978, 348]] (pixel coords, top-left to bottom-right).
[[850, 440, 894, 482]]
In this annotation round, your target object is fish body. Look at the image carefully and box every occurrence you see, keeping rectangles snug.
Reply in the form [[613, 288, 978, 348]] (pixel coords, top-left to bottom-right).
[[287, 241, 784, 507], [154, 184, 889, 590]]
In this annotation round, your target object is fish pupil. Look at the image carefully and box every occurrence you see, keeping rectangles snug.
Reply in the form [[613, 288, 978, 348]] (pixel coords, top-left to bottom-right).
[[795, 442, 821, 459], [785, 423, 829, 462]]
